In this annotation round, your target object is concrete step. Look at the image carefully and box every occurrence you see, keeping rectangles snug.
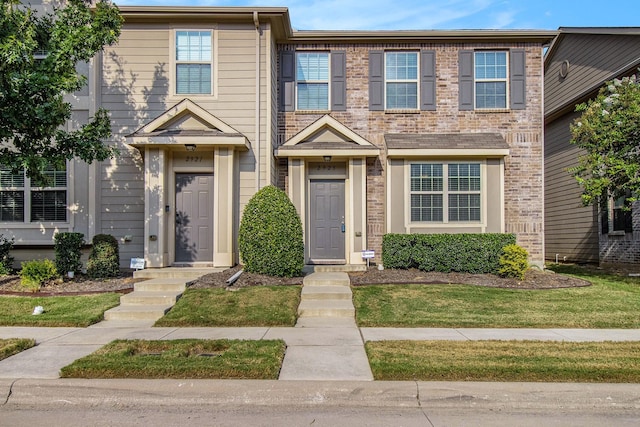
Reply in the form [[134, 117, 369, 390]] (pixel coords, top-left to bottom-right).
[[303, 272, 350, 287], [104, 304, 172, 321], [312, 264, 368, 273], [297, 300, 355, 318], [301, 285, 352, 301], [119, 291, 182, 306], [295, 317, 357, 328], [134, 278, 189, 292], [133, 267, 222, 280]]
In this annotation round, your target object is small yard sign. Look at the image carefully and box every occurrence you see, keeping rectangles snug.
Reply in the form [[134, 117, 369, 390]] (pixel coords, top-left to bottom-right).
[[362, 250, 375, 259], [130, 258, 145, 270]]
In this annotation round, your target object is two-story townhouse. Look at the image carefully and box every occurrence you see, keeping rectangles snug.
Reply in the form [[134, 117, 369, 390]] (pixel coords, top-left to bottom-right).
[[276, 30, 553, 267], [2, 4, 553, 270]]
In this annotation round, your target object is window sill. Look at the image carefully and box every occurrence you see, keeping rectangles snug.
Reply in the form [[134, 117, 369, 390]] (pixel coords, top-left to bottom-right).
[[295, 110, 331, 115], [474, 108, 511, 114], [607, 230, 627, 237], [385, 109, 420, 114]]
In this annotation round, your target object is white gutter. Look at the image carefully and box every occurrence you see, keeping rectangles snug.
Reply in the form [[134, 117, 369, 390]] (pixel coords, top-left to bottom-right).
[[254, 11, 261, 191]]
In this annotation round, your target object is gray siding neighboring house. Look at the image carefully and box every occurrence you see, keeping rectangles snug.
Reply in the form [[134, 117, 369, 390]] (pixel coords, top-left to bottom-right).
[[544, 27, 640, 266]]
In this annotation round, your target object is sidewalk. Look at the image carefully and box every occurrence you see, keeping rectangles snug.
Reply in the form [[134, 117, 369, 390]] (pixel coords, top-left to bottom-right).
[[2, 324, 640, 380]]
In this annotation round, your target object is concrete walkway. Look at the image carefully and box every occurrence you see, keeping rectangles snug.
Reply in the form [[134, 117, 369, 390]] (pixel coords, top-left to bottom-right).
[[2, 325, 640, 380], [2, 269, 640, 380]]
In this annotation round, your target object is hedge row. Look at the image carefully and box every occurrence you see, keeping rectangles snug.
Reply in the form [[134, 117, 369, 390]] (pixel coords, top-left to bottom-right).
[[382, 233, 516, 274]]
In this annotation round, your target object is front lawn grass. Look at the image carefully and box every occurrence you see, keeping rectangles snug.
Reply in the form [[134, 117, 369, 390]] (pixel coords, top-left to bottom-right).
[[354, 268, 640, 328], [0, 294, 121, 327], [155, 286, 300, 327], [0, 338, 35, 361], [366, 340, 640, 382], [60, 339, 286, 379]]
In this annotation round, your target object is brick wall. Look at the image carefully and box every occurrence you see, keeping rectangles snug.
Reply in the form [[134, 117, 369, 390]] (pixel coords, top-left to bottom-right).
[[600, 201, 640, 266], [277, 42, 545, 265]]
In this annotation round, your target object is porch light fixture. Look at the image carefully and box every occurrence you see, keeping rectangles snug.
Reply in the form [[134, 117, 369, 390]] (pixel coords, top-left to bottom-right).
[[323, 155, 332, 162], [185, 144, 197, 151]]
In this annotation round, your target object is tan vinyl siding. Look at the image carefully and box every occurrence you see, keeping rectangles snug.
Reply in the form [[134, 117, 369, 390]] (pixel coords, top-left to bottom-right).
[[544, 112, 598, 262], [99, 21, 271, 265], [546, 34, 640, 115]]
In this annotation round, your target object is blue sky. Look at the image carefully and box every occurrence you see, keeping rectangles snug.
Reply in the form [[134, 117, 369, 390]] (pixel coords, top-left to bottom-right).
[[114, 0, 640, 31]]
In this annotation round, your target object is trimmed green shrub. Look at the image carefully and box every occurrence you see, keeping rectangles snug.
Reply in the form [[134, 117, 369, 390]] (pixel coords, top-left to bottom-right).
[[239, 185, 304, 277], [498, 244, 529, 280], [20, 259, 58, 292], [382, 233, 516, 274], [54, 232, 85, 275], [87, 234, 120, 278], [0, 234, 14, 274]]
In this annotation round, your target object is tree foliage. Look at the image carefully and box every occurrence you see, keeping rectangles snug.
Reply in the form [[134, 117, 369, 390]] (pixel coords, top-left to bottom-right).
[[569, 73, 640, 206], [0, 0, 122, 183]]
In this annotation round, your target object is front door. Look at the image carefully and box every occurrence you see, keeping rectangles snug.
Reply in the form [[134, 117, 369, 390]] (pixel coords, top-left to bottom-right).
[[175, 173, 214, 263], [309, 179, 345, 263]]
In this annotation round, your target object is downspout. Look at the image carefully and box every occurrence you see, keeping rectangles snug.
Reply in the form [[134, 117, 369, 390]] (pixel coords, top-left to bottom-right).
[[254, 11, 261, 191]]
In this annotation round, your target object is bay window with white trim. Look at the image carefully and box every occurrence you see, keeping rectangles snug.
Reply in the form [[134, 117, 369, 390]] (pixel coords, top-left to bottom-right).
[[0, 165, 67, 223], [410, 162, 481, 223]]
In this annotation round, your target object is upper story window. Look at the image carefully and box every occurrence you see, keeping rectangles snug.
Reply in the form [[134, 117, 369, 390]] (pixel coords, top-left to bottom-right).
[[474, 51, 508, 109], [0, 165, 67, 223], [175, 31, 212, 95], [410, 162, 481, 223], [459, 49, 525, 111], [385, 52, 418, 110], [296, 52, 329, 110]]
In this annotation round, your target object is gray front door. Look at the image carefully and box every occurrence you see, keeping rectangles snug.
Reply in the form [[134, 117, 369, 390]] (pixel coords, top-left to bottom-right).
[[175, 173, 214, 263], [309, 179, 345, 263]]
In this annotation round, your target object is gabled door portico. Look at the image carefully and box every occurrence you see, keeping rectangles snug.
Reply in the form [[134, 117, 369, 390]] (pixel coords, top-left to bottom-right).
[[276, 115, 380, 265], [127, 99, 249, 268]]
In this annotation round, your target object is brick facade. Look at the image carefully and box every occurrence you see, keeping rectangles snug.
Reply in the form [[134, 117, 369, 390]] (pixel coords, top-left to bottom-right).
[[600, 201, 640, 268], [277, 42, 545, 265]]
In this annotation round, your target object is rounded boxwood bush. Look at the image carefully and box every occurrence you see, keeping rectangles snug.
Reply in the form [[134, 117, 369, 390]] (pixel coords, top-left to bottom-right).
[[239, 185, 304, 277], [87, 234, 120, 278]]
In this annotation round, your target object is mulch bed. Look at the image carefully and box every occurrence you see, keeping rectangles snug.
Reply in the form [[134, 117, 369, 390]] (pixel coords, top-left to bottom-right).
[[0, 264, 592, 295], [0, 273, 140, 296], [190, 265, 591, 290]]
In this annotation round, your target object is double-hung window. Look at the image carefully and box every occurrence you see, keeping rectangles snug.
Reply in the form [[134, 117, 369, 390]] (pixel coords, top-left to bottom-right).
[[385, 52, 418, 109], [601, 194, 633, 234], [0, 166, 67, 223], [176, 30, 212, 95], [296, 52, 329, 110], [474, 51, 508, 109], [410, 162, 481, 223]]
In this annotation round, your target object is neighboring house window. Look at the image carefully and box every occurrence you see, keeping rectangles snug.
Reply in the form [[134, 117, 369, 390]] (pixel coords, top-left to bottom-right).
[[385, 52, 418, 109], [296, 52, 329, 110], [175, 30, 212, 94], [410, 162, 481, 223], [601, 194, 633, 234], [474, 51, 508, 109], [0, 166, 67, 223]]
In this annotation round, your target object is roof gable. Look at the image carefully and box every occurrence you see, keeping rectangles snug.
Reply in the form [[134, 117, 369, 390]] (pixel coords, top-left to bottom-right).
[[136, 99, 240, 136], [284, 115, 373, 147]]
